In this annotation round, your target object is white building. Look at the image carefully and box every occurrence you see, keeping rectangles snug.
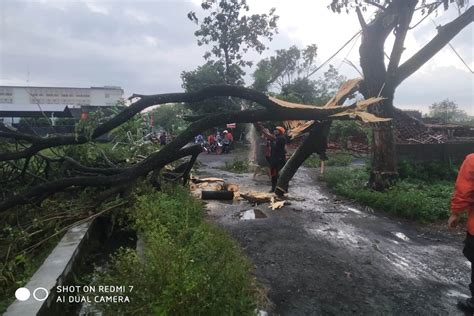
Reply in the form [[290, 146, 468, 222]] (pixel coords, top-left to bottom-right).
[[0, 85, 124, 124]]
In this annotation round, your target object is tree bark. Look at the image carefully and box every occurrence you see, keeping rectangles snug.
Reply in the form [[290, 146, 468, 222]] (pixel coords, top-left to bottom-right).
[[275, 122, 330, 196]]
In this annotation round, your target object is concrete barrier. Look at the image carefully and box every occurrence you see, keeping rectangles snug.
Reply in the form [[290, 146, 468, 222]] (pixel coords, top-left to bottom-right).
[[4, 221, 93, 316]]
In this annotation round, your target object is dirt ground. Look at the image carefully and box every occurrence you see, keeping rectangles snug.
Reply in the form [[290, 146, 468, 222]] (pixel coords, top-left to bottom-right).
[[197, 149, 471, 315]]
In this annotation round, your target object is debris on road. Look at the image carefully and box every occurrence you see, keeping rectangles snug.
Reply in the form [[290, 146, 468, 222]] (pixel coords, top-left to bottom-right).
[[201, 190, 234, 200], [189, 176, 240, 200], [239, 209, 267, 220]]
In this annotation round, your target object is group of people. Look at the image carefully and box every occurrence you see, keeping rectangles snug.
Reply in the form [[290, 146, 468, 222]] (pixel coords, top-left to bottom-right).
[[195, 130, 234, 154]]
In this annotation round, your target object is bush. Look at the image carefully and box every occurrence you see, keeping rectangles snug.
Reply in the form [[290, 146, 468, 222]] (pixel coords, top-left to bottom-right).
[[304, 152, 356, 168], [221, 159, 252, 173], [320, 168, 453, 222], [95, 186, 259, 315], [397, 160, 459, 182]]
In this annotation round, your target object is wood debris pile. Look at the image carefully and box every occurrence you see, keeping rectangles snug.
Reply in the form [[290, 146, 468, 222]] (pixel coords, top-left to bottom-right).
[[189, 176, 241, 199]]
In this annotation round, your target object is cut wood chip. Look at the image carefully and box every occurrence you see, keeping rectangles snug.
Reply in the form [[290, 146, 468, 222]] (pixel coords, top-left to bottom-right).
[[223, 183, 239, 192], [269, 200, 286, 210], [192, 177, 224, 183], [240, 192, 274, 204]]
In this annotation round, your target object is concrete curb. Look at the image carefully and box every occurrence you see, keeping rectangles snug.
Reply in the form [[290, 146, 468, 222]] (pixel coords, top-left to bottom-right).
[[4, 221, 93, 316]]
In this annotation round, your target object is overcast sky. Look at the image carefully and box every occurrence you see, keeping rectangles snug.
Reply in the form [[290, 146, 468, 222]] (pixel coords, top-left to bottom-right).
[[0, 0, 472, 115]]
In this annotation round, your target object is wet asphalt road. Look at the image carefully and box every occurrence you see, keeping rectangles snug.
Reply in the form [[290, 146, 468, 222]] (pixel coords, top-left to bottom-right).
[[197, 151, 471, 316]]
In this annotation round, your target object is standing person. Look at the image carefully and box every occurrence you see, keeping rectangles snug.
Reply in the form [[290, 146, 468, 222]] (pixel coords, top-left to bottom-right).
[[207, 133, 216, 152], [195, 133, 204, 145], [226, 130, 234, 150], [255, 123, 287, 193], [222, 130, 230, 154], [448, 153, 474, 313], [252, 133, 271, 180], [159, 132, 167, 146]]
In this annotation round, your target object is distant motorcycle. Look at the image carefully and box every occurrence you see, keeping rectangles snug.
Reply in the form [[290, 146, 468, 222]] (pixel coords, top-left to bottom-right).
[[203, 141, 222, 155]]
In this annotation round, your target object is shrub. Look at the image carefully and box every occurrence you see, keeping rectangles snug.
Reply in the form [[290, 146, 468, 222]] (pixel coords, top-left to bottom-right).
[[320, 168, 453, 222], [221, 159, 252, 173], [95, 186, 259, 315], [304, 151, 357, 168]]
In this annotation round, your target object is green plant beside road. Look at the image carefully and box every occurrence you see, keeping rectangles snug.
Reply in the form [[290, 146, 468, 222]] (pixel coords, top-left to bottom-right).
[[304, 151, 357, 168], [94, 186, 261, 315], [221, 159, 252, 173], [320, 166, 454, 222]]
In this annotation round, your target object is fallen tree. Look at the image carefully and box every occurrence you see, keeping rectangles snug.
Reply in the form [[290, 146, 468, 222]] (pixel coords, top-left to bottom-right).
[[0, 82, 384, 212]]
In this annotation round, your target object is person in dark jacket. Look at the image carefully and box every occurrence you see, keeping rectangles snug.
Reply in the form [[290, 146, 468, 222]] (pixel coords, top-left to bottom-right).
[[255, 123, 287, 192], [448, 153, 474, 313]]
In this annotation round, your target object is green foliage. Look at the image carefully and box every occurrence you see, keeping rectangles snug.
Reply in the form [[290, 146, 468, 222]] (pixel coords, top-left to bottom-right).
[[221, 159, 251, 173], [329, 120, 371, 148], [188, 0, 278, 83], [427, 99, 472, 124], [253, 44, 346, 104], [181, 61, 240, 114], [252, 44, 318, 92], [151, 103, 190, 133], [397, 160, 459, 182], [18, 117, 52, 127], [95, 187, 259, 315], [320, 168, 453, 222], [304, 151, 356, 168]]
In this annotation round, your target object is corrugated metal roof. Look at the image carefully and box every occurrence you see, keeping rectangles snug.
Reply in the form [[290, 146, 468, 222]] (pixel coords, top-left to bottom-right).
[[0, 104, 70, 112]]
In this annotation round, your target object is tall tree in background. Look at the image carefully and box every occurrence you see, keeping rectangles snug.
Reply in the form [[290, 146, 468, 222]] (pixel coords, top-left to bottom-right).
[[428, 99, 471, 123], [188, 0, 278, 84], [181, 61, 242, 114], [330, 0, 473, 189], [252, 45, 345, 104]]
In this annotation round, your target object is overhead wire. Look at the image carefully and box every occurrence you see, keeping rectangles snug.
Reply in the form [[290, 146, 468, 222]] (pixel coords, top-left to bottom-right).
[[305, 30, 362, 79], [430, 18, 474, 73]]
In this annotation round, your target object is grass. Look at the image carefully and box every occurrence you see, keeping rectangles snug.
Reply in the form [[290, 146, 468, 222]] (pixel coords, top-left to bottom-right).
[[304, 151, 358, 168], [94, 185, 261, 315], [220, 159, 252, 173], [320, 167, 454, 222]]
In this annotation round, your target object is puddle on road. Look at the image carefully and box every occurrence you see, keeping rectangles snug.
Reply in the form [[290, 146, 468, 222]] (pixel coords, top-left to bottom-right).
[[346, 207, 363, 215], [239, 209, 267, 220], [393, 232, 410, 241], [446, 289, 469, 298]]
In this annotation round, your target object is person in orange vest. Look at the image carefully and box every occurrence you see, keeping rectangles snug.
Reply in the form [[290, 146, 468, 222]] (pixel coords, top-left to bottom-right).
[[448, 153, 474, 313]]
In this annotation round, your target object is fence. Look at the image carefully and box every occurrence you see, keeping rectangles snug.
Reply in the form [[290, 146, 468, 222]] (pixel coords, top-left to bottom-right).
[[396, 142, 474, 163]]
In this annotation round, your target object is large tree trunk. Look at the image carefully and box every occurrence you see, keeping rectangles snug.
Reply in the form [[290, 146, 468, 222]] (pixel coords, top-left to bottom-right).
[[275, 122, 330, 196], [357, 3, 401, 190]]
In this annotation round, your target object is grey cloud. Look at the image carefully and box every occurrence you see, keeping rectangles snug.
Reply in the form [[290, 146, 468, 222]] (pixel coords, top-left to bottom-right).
[[396, 66, 473, 115], [0, 0, 472, 111]]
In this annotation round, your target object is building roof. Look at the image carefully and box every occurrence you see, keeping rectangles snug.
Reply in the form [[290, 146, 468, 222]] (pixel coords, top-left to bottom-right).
[[0, 104, 73, 117], [0, 85, 123, 91]]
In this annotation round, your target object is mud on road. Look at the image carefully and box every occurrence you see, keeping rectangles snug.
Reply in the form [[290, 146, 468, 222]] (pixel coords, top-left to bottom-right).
[[197, 152, 470, 315]]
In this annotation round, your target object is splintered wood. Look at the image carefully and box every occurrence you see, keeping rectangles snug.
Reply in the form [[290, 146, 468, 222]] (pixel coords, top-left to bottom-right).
[[269, 78, 388, 139], [240, 192, 302, 210]]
